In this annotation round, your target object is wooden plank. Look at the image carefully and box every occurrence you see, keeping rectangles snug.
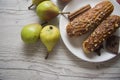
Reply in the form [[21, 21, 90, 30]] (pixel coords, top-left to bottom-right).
[[0, 0, 120, 80]]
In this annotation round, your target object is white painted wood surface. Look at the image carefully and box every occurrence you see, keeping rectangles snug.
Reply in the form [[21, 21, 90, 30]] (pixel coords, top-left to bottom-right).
[[0, 0, 120, 80]]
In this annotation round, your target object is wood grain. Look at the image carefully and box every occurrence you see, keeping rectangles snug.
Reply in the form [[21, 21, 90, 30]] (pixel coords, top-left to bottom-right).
[[0, 0, 120, 80]]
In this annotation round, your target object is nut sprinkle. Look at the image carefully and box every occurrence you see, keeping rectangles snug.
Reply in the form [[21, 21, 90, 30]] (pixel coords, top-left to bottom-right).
[[83, 15, 120, 54]]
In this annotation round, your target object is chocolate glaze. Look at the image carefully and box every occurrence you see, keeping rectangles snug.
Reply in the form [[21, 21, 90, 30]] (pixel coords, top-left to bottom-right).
[[106, 35, 120, 55]]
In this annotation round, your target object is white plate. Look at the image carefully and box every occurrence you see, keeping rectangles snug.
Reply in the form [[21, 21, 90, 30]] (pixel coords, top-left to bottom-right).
[[59, 0, 120, 62]]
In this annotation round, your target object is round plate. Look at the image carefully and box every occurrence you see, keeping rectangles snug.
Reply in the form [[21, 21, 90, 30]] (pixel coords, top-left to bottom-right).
[[59, 0, 120, 62]]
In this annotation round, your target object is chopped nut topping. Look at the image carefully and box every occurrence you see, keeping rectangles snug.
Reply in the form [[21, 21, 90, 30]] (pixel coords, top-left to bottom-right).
[[91, 49, 94, 51], [108, 32, 111, 34], [106, 23, 109, 26], [97, 17, 101, 20], [103, 13, 105, 16], [94, 44, 97, 47], [99, 41, 102, 43], [94, 40, 97, 42], [86, 28, 88, 31], [101, 12, 104, 14], [115, 24, 118, 27], [85, 40, 89, 43], [72, 31, 75, 34], [103, 35, 106, 37], [79, 33, 82, 35]]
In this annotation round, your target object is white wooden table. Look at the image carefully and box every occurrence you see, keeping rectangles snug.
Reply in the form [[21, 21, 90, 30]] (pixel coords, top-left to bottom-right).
[[0, 0, 120, 80]]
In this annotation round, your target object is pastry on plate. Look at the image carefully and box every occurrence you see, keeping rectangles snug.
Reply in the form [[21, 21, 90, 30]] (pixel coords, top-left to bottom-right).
[[66, 1, 114, 37], [82, 15, 120, 54]]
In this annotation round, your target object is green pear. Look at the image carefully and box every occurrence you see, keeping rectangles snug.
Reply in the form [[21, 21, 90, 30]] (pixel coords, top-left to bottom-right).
[[40, 25, 60, 59], [36, 1, 60, 21], [28, 0, 50, 9], [21, 23, 42, 44]]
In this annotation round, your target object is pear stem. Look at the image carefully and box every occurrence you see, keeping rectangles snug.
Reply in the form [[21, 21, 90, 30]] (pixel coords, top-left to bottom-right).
[[41, 21, 48, 26], [59, 12, 70, 14], [45, 52, 49, 59], [28, 4, 34, 10]]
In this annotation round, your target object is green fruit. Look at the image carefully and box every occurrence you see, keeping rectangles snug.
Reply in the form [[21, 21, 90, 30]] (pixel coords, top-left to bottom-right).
[[32, 0, 47, 5], [28, 0, 50, 9], [21, 23, 42, 44], [36, 1, 59, 21], [40, 25, 60, 59]]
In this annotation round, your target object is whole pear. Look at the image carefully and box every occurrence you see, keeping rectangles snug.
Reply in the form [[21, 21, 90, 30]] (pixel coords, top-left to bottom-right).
[[40, 25, 60, 59], [21, 23, 42, 44], [28, 0, 50, 9], [36, 1, 59, 21]]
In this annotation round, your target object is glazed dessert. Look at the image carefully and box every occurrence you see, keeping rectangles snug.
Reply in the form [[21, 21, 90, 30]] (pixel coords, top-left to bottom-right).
[[66, 1, 114, 37], [106, 35, 120, 54], [82, 15, 120, 54]]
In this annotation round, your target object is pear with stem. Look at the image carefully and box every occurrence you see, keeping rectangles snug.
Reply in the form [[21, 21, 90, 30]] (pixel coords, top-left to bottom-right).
[[36, 1, 70, 21], [40, 25, 60, 59]]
